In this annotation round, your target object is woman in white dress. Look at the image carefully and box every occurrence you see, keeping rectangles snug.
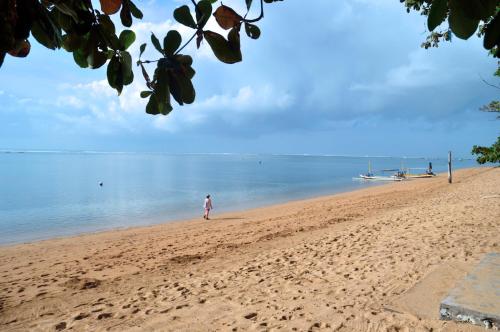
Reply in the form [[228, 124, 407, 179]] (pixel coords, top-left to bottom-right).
[[203, 195, 213, 220]]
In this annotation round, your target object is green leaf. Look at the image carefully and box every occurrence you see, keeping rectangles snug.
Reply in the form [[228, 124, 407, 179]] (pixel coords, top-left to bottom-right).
[[175, 55, 196, 79], [484, 13, 500, 49], [164, 30, 182, 56], [244, 23, 261, 39], [107, 55, 123, 94], [176, 54, 193, 66], [120, 3, 133, 27], [54, 3, 79, 21], [155, 67, 169, 105], [62, 34, 82, 52], [139, 43, 146, 58], [427, 0, 448, 31], [196, 0, 213, 28], [140, 63, 152, 89], [460, 0, 497, 20], [119, 29, 136, 50], [73, 48, 89, 68], [87, 49, 108, 69], [31, 21, 57, 50], [150, 73, 173, 115], [168, 70, 195, 105], [228, 26, 242, 54], [73, 13, 93, 36], [52, 8, 73, 32], [99, 14, 116, 35], [184, 66, 196, 80], [146, 93, 160, 115], [160, 100, 173, 115], [97, 16, 121, 50], [174, 5, 197, 29], [168, 72, 184, 106], [31, 7, 63, 50], [140, 91, 153, 98], [151, 32, 164, 55], [128, 0, 143, 19], [245, 0, 253, 10], [109, 34, 122, 51], [449, 0, 480, 40], [120, 51, 134, 85], [203, 30, 242, 64]]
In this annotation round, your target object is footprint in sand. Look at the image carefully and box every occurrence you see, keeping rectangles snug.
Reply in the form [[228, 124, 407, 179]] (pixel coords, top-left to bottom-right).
[[97, 312, 113, 320], [74, 312, 90, 320], [244, 312, 257, 320], [55, 322, 66, 331]]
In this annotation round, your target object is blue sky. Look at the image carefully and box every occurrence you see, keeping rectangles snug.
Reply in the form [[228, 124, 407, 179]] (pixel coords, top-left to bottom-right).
[[0, 0, 498, 157]]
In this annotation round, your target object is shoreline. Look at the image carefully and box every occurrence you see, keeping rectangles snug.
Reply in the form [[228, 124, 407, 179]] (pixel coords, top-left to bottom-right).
[[0, 153, 480, 247], [0, 167, 431, 248], [1, 175, 392, 248], [0, 167, 498, 331]]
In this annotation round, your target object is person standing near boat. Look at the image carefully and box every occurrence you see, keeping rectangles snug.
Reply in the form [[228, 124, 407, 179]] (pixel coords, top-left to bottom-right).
[[203, 195, 213, 220]]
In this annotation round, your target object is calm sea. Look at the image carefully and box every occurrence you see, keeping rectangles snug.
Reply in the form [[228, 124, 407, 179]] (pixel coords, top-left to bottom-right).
[[0, 152, 478, 245]]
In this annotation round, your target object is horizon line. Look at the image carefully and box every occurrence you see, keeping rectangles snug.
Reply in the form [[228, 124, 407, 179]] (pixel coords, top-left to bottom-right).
[[0, 149, 473, 160]]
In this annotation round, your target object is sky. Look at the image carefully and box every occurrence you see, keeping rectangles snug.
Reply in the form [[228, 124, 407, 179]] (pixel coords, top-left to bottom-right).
[[0, 0, 498, 157]]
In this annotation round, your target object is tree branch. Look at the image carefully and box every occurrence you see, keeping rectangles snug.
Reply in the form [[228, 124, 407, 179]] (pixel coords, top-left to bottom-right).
[[243, 0, 264, 23], [479, 74, 500, 90], [175, 31, 198, 55]]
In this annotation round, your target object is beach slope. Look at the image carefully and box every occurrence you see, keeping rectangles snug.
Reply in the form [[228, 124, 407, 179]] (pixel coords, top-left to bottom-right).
[[0, 168, 499, 331]]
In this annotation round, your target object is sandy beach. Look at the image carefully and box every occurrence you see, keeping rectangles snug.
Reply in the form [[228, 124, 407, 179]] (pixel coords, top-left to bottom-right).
[[0, 167, 498, 331]]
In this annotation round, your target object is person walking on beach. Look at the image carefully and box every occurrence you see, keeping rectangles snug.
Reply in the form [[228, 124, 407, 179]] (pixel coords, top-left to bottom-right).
[[203, 194, 213, 220]]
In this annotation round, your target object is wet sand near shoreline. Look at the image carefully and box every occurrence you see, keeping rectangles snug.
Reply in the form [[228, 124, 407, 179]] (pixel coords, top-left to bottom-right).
[[0, 167, 498, 331]]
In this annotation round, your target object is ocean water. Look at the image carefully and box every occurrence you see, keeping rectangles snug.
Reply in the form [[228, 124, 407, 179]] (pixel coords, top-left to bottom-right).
[[0, 152, 478, 245]]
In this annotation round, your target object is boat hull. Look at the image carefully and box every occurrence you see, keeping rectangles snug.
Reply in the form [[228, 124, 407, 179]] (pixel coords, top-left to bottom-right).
[[359, 175, 403, 181], [404, 174, 435, 179]]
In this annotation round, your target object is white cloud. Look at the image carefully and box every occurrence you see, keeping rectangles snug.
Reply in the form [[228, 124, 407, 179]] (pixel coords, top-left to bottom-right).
[[61, 77, 146, 110], [349, 50, 441, 93], [117, 82, 148, 113], [197, 85, 294, 113], [154, 84, 295, 132], [53, 78, 147, 133], [70, 80, 116, 98], [54, 112, 92, 126], [56, 95, 85, 109]]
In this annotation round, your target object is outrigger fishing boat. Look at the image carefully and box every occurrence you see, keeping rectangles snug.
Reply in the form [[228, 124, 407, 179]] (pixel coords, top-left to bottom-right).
[[359, 174, 404, 181], [403, 170, 435, 178], [402, 162, 436, 179], [358, 161, 405, 181]]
